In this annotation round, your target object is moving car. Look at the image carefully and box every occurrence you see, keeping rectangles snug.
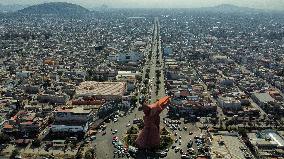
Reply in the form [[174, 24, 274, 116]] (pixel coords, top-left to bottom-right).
[[112, 130, 118, 134]]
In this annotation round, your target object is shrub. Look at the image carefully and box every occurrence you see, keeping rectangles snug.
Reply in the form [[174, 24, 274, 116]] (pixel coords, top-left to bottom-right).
[[32, 139, 41, 147]]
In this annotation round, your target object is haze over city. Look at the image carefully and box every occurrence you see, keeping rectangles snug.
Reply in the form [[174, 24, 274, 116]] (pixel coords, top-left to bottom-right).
[[1, 0, 284, 10]]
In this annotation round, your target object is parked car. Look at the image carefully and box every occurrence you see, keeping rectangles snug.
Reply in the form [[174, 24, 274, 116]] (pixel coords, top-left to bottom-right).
[[91, 136, 96, 141]]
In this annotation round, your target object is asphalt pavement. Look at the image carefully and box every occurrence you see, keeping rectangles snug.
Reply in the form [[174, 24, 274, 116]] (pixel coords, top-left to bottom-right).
[[95, 17, 202, 159]]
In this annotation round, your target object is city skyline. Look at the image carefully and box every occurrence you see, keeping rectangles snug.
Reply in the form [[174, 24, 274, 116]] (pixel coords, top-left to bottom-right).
[[1, 0, 284, 10]]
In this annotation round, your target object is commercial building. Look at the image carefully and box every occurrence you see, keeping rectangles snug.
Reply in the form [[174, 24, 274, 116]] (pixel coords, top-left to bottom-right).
[[51, 107, 92, 133], [217, 96, 242, 110], [116, 71, 141, 91], [209, 132, 254, 159], [53, 107, 92, 122], [37, 93, 69, 105], [108, 51, 144, 63], [75, 81, 127, 101], [252, 92, 275, 107], [248, 130, 284, 158]]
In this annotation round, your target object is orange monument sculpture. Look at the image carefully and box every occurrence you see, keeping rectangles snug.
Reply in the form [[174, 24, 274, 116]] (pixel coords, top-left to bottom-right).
[[135, 96, 170, 149]]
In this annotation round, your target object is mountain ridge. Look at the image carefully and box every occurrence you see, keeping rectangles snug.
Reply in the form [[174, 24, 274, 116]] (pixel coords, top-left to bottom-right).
[[193, 4, 262, 13], [18, 2, 89, 15]]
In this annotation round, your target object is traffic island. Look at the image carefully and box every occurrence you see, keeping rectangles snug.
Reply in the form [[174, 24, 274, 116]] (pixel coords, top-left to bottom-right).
[[123, 126, 173, 158]]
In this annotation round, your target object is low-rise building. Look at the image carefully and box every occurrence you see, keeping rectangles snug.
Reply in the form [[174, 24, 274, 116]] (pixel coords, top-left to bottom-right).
[[53, 107, 92, 122], [252, 92, 275, 107], [116, 71, 141, 91], [2, 110, 45, 134], [37, 93, 69, 105], [51, 107, 92, 133], [248, 130, 284, 158], [209, 132, 254, 159], [108, 51, 144, 63], [75, 81, 127, 101], [218, 96, 242, 110]]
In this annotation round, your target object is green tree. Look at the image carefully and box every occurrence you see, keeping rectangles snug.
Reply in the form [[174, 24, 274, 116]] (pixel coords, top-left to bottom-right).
[[10, 149, 20, 159], [160, 127, 169, 135], [156, 79, 161, 85], [0, 133, 10, 144], [32, 139, 41, 147], [130, 96, 138, 106], [127, 126, 138, 134], [136, 76, 142, 83], [85, 148, 95, 159], [238, 128, 248, 137], [76, 151, 84, 159], [143, 79, 148, 85], [145, 73, 149, 79]]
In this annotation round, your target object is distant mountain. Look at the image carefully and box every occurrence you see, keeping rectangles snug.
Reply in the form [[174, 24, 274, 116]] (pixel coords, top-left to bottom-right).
[[0, 4, 28, 13], [18, 2, 89, 15], [193, 4, 262, 13]]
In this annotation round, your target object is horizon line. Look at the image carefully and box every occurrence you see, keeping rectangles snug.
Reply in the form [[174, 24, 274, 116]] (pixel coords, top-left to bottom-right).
[[1, 2, 284, 12]]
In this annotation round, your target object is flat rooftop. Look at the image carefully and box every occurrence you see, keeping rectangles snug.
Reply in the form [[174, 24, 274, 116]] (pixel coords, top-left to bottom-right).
[[210, 132, 254, 159], [76, 81, 126, 97], [253, 92, 275, 103], [248, 130, 284, 147], [55, 107, 91, 114], [117, 71, 141, 75]]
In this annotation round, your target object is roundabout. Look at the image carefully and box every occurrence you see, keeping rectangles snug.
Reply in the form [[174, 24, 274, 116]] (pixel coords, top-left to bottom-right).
[[124, 126, 174, 151], [112, 96, 174, 158]]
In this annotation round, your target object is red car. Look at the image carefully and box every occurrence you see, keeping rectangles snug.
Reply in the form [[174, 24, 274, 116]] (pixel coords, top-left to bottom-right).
[[112, 136, 119, 141]]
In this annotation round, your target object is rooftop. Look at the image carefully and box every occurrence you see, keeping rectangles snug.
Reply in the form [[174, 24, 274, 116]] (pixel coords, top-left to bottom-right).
[[253, 92, 275, 103], [210, 132, 254, 159], [76, 81, 126, 97], [55, 107, 92, 114], [248, 130, 284, 148]]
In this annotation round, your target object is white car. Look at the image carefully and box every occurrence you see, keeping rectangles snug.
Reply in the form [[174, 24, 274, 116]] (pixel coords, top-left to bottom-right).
[[174, 147, 180, 152], [114, 118, 118, 122], [159, 151, 167, 157], [91, 136, 96, 141], [126, 124, 131, 127], [187, 148, 194, 152]]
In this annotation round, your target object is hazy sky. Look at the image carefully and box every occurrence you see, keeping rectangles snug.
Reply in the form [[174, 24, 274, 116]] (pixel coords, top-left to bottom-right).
[[1, 0, 284, 10]]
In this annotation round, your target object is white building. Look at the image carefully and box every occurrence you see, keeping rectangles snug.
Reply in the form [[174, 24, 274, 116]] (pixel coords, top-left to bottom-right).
[[116, 71, 141, 91], [51, 107, 92, 133], [50, 123, 88, 133], [218, 96, 242, 110], [108, 52, 144, 63]]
